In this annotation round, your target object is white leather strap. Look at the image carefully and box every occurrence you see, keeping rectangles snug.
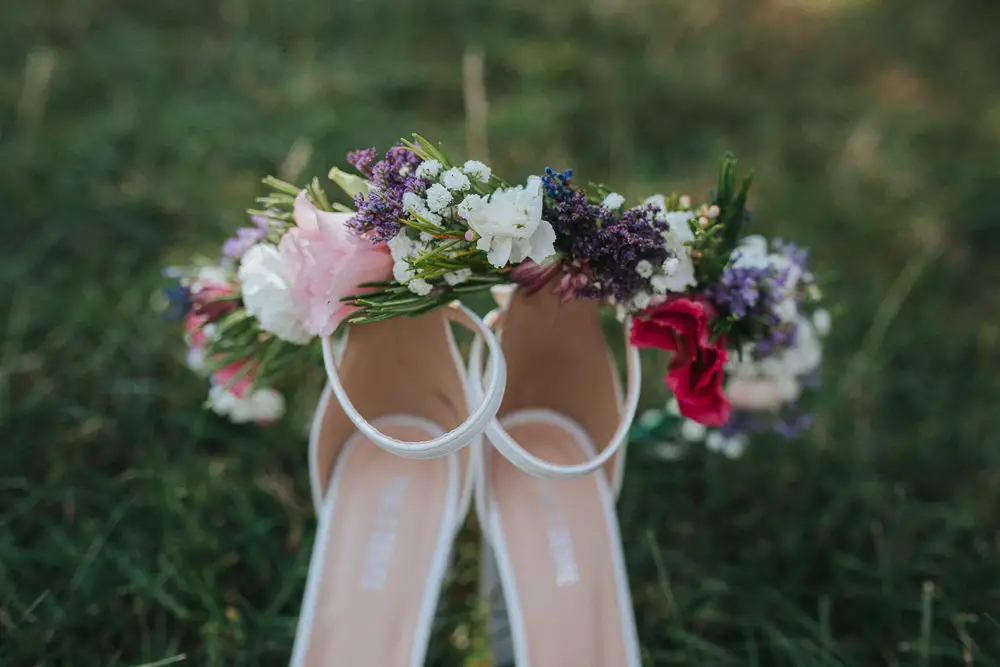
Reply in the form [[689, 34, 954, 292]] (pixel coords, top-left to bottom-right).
[[468, 308, 641, 478], [321, 302, 507, 460]]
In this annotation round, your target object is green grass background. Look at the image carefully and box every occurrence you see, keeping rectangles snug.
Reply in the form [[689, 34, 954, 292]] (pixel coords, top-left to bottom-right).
[[3, 0, 1000, 665]]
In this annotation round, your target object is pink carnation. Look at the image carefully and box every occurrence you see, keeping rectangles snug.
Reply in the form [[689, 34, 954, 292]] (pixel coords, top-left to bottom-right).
[[212, 358, 257, 399], [280, 192, 393, 336], [184, 312, 255, 398]]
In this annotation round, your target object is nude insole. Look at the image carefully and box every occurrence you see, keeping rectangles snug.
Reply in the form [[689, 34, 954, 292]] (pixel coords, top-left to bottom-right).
[[490, 416, 632, 667], [295, 421, 455, 667]]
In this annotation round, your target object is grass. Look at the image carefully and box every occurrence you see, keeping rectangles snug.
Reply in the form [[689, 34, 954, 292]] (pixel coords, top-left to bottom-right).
[[2, 0, 1000, 665]]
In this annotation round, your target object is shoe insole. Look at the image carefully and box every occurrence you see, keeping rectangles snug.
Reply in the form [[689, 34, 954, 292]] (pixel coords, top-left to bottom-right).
[[490, 414, 636, 667], [292, 420, 456, 667]]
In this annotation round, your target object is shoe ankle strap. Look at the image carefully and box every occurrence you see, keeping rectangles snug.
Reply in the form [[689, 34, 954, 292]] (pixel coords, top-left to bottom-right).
[[320, 302, 507, 460], [468, 308, 641, 478]]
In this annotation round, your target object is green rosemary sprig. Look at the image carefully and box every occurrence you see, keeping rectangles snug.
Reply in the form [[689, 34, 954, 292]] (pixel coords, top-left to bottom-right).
[[692, 154, 754, 287], [715, 153, 754, 257], [201, 306, 322, 390]]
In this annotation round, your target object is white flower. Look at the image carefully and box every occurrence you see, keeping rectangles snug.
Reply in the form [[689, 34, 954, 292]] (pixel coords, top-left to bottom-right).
[[456, 194, 480, 219], [666, 397, 681, 416], [602, 192, 625, 211], [644, 194, 667, 215], [444, 268, 473, 286], [387, 231, 425, 284], [731, 235, 770, 270], [651, 210, 697, 293], [402, 191, 423, 214], [774, 296, 798, 323], [458, 176, 556, 268], [402, 190, 437, 223], [813, 308, 831, 336], [194, 265, 230, 287], [402, 189, 448, 224], [776, 375, 802, 403], [415, 159, 442, 179], [425, 183, 452, 212], [419, 231, 434, 243], [757, 317, 823, 379], [631, 291, 652, 310], [635, 259, 654, 278], [208, 385, 285, 424], [407, 278, 433, 296], [706, 432, 748, 458], [388, 230, 438, 297], [681, 419, 707, 441], [186, 347, 206, 372], [238, 243, 312, 344], [462, 160, 492, 183], [441, 168, 471, 192]]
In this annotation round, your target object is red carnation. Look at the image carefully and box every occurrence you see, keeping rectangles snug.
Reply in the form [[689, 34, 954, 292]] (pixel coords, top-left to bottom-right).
[[630, 297, 715, 366], [629, 297, 732, 426], [665, 344, 731, 427]]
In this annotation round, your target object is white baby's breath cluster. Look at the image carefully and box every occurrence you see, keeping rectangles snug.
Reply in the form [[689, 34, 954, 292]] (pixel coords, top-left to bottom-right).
[[387, 228, 472, 295], [207, 383, 285, 424], [384, 157, 514, 294], [668, 398, 749, 459]]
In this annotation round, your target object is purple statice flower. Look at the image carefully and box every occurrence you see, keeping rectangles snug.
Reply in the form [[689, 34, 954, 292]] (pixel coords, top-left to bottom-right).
[[773, 237, 819, 313], [584, 204, 673, 302], [772, 238, 809, 271], [347, 147, 378, 178], [753, 323, 798, 360], [348, 146, 425, 243], [221, 214, 271, 261], [717, 403, 813, 441], [708, 263, 796, 359], [717, 409, 768, 439], [773, 408, 814, 439], [546, 187, 673, 303]]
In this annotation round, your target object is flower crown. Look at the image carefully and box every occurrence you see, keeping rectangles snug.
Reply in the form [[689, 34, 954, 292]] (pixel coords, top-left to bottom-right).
[[162, 135, 829, 443]]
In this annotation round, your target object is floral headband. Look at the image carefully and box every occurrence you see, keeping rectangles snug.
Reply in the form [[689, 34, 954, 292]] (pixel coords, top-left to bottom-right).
[[162, 135, 829, 449]]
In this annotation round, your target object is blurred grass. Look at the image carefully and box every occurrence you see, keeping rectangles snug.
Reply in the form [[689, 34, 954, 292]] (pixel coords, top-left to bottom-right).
[[2, 0, 1000, 665]]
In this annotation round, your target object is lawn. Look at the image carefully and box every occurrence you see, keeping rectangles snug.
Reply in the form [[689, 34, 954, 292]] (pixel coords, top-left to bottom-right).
[[2, 0, 1000, 665]]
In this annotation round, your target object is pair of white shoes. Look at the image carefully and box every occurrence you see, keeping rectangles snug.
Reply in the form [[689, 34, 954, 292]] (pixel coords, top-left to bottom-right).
[[289, 285, 642, 667]]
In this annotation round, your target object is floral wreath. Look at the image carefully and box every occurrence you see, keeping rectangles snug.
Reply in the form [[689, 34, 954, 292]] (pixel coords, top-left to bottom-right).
[[161, 135, 829, 449]]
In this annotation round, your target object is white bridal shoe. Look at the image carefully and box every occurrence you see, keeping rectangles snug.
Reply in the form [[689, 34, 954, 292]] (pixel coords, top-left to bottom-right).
[[288, 302, 505, 667], [468, 285, 643, 667]]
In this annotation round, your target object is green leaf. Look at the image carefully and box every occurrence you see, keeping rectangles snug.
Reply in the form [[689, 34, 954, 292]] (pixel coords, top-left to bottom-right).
[[328, 167, 371, 198], [308, 177, 332, 212], [406, 134, 452, 167], [714, 153, 754, 256], [261, 175, 302, 197]]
